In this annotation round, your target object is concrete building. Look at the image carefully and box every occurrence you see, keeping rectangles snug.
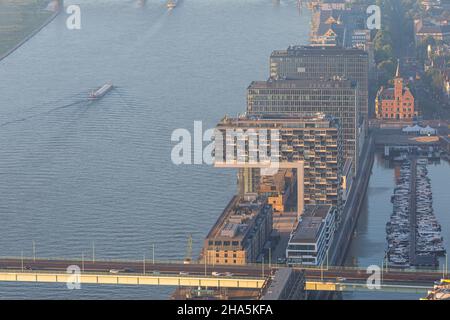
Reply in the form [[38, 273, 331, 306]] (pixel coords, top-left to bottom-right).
[[351, 29, 371, 48], [286, 205, 337, 266], [415, 18, 450, 44], [203, 194, 273, 265], [261, 268, 306, 300], [246, 78, 359, 174], [310, 10, 346, 47], [269, 46, 369, 129], [318, 0, 350, 11], [310, 7, 368, 48], [215, 113, 344, 216], [258, 169, 296, 213], [375, 62, 416, 120]]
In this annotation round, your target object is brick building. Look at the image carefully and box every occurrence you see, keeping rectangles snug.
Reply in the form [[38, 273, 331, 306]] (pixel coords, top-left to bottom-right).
[[375, 62, 416, 120]]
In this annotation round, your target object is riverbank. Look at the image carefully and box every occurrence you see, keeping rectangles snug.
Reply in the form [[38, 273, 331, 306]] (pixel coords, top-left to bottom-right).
[[0, 1, 58, 62]]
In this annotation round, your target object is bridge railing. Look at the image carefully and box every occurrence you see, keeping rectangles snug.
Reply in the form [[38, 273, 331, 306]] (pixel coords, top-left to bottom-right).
[[0, 256, 445, 275], [0, 268, 266, 281]]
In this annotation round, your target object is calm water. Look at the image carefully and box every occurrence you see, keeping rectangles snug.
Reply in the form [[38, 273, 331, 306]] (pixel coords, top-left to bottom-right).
[[344, 153, 450, 300], [1, 0, 449, 300], [0, 0, 308, 299]]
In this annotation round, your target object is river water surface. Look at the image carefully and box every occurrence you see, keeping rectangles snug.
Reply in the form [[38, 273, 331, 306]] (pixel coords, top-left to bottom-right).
[[0, 0, 308, 299], [1, 0, 449, 300]]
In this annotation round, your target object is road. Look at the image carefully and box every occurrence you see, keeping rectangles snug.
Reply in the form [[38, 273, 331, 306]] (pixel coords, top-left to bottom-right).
[[0, 258, 445, 288]]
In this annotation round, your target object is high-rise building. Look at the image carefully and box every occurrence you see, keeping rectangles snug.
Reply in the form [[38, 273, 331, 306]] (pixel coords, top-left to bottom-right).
[[246, 78, 359, 173], [269, 45, 369, 127], [215, 113, 344, 215], [258, 169, 296, 213]]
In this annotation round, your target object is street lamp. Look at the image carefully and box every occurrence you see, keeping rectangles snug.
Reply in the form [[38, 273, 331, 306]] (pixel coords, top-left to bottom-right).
[[143, 253, 146, 275], [262, 256, 265, 278], [269, 247, 272, 270], [442, 253, 448, 279], [32, 240, 36, 262], [152, 244, 155, 264], [92, 241, 95, 264]]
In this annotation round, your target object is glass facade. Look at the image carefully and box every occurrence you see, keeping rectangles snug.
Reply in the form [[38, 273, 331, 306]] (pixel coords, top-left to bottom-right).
[[246, 79, 358, 173], [269, 45, 369, 130]]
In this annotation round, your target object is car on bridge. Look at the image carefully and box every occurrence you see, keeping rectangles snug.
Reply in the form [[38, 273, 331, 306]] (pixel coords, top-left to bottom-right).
[[109, 269, 121, 274]]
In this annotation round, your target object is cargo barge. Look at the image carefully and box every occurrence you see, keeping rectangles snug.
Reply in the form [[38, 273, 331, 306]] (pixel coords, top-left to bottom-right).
[[89, 82, 113, 100]]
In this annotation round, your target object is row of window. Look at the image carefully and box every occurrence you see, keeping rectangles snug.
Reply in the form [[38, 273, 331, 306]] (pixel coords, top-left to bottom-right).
[[208, 240, 240, 247]]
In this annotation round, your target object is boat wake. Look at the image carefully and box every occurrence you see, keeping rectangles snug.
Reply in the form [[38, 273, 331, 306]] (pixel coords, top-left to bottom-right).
[[0, 99, 87, 128], [0, 84, 118, 129]]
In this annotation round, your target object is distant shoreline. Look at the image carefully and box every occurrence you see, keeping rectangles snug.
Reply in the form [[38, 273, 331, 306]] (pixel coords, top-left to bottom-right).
[[0, 10, 60, 63]]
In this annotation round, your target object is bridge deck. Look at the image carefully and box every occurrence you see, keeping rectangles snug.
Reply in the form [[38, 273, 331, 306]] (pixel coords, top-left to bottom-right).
[[0, 271, 266, 289], [0, 257, 445, 293], [0, 270, 433, 293]]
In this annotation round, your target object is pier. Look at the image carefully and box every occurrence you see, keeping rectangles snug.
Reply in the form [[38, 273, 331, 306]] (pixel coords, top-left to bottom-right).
[[409, 158, 417, 266], [386, 156, 444, 268]]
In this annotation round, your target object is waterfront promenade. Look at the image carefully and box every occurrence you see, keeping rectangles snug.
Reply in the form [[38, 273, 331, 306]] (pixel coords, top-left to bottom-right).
[[330, 135, 375, 266]]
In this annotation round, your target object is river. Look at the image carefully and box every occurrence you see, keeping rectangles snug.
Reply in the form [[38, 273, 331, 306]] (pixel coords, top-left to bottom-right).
[[0, 0, 308, 299], [1, 0, 449, 300]]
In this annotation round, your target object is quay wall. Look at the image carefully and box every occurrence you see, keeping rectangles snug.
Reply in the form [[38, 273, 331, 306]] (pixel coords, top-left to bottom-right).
[[0, 9, 61, 63], [330, 134, 375, 266]]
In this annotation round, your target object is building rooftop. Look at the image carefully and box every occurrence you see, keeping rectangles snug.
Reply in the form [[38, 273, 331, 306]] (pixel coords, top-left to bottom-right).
[[417, 24, 450, 34], [290, 205, 332, 243], [217, 113, 339, 129], [377, 86, 413, 101], [261, 268, 294, 300], [271, 45, 368, 58], [248, 78, 356, 90], [205, 195, 271, 242]]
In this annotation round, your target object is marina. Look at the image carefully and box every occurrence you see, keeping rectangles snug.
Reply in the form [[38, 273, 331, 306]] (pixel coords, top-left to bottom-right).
[[386, 157, 445, 268]]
